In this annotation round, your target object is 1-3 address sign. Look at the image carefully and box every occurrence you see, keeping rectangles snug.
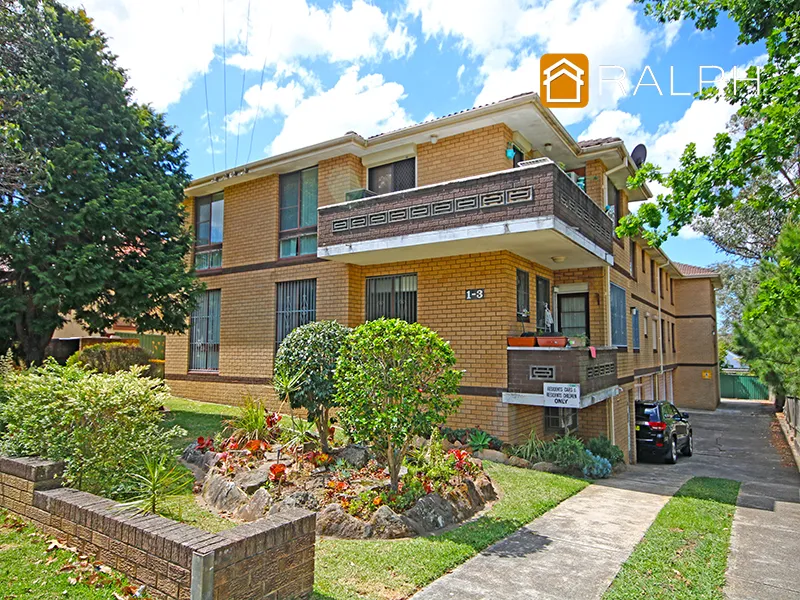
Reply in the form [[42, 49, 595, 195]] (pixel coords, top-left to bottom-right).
[[465, 289, 485, 300]]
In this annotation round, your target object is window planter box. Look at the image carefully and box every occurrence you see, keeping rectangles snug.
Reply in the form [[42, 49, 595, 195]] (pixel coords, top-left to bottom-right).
[[508, 336, 537, 347]]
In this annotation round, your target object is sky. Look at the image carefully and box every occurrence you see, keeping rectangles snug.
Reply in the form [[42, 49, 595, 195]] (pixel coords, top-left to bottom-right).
[[67, 0, 766, 268]]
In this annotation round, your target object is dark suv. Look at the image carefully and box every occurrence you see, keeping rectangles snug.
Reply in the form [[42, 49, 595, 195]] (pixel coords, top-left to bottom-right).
[[635, 401, 693, 464]]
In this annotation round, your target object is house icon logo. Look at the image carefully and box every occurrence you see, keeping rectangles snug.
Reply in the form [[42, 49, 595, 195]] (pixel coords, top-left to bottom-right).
[[540, 54, 589, 108]]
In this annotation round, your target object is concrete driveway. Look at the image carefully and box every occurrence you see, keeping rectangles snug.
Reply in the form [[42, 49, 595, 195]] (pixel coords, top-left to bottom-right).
[[413, 399, 799, 600], [605, 399, 800, 599]]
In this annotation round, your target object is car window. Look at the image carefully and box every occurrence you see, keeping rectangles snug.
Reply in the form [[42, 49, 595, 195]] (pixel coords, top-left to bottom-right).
[[663, 404, 676, 418], [670, 404, 681, 416], [635, 404, 658, 420]]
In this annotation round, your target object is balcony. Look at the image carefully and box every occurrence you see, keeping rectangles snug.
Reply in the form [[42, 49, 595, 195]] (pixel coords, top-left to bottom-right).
[[317, 159, 614, 267], [504, 346, 619, 409]]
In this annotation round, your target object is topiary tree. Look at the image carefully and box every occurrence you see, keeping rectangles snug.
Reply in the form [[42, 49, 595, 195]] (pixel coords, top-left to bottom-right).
[[335, 318, 462, 491], [68, 342, 152, 374], [274, 320, 350, 453]]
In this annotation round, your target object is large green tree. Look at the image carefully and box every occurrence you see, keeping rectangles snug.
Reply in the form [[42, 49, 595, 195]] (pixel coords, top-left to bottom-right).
[[0, 0, 199, 363]]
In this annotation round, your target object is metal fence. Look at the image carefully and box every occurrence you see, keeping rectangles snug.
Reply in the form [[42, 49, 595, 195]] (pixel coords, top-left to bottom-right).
[[113, 332, 166, 378], [720, 373, 769, 400], [785, 397, 800, 456]]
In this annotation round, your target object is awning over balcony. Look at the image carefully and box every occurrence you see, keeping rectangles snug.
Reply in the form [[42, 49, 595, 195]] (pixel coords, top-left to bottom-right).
[[317, 160, 615, 268]]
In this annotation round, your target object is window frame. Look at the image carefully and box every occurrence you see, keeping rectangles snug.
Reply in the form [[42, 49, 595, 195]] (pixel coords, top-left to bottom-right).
[[545, 407, 578, 433], [607, 177, 621, 239], [672, 322, 676, 353], [279, 166, 318, 259], [189, 289, 221, 372], [610, 282, 628, 348], [641, 248, 646, 273], [630, 241, 637, 279], [632, 308, 640, 351], [535, 276, 552, 333], [652, 319, 658, 352], [365, 273, 418, 323], [194, 192, 224, 270], [275, 279, 317, 347], [650, 259, 656, 293], [516, 269, 530, 322], [557, 293, 590, 339], [367, 157, 416, 195]]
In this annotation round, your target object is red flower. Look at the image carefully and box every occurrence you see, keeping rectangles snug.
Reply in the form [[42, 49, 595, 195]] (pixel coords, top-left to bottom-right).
[[269, 463, 287, 482]]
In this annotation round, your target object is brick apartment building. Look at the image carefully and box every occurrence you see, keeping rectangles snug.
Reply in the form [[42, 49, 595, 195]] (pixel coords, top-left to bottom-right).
[[164, 92, 721, 463]]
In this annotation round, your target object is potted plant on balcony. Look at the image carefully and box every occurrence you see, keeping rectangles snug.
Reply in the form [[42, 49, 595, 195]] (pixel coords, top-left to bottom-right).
[[507, 309, 537, 347], [568, 334, 589, 348]]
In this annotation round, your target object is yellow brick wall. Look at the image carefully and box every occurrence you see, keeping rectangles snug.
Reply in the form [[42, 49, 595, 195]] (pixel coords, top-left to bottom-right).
[[318, 154, 365, 208], [554, 267, 608, 346], [416, 124, 514, 186], [584, 159, 607, 210]]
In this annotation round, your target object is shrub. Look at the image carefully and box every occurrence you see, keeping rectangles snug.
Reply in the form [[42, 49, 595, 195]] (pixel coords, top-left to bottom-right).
[[586, 435, 625, 465], [441, 426, 503, 450], [68, 342, 152, 374], [0, 360, 183, 497], [223, 393, 281, 444], [279, 416, 318, 451], [513, 431, 589, 469], [582, 450, 612, 479], [119, 454, 194, 514], [335, 318, 462, 491], [468, 429, 493, 452], [275, 320, 350, 452]]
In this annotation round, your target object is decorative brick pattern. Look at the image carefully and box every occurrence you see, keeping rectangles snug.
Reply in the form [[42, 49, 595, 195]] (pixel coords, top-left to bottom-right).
[[0, 456, 315, 600], [507, 347, 618, 396], [318, 162, 613, 255]]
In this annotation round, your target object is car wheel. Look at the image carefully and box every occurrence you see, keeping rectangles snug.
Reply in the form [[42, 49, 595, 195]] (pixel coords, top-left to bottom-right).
[[665, 437, 678, 464], [682, 432, 693, 457]]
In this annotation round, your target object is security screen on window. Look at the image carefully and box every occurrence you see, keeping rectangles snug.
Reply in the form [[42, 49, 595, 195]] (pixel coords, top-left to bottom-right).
[[368, 158, 416, 195]]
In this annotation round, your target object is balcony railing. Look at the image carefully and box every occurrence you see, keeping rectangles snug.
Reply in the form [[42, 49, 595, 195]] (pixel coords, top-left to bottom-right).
[[506, 346, 619, 405], [317, 159, 614, 257]]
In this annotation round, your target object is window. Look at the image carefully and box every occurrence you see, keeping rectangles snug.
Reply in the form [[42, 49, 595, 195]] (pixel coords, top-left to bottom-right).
[[661, 319, 667, 353], [660, 271, 665, 298], [279, 167, 318, 258], [276, 279, 316, 346], [641, 248, 646, 273], [650, 259, 656, 293], [632, 308, 640, 351], [558, 293, 590, 338], [669, 277, 674, 304], [194, 192, 224, 270], [672, 322, 676, 352], [545, 407, 578, 433], [652, 319, 658, 351], [516, 269, 530, 321], [536, 276, 552, 332], [630, 242, 637, 278], [189, 290, 221, 371], [366, 274, 417, 322], [610, 283, 627, 347], [367, 158, 416, 195]]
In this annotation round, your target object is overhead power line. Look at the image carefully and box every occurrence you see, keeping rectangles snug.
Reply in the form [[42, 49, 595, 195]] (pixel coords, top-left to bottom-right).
[[247, 25, 273, 165], [234, 0, 252, 166]]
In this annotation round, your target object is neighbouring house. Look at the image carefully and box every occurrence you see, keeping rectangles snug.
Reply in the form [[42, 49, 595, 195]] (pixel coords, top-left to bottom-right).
[[164, 92, 722, 463]]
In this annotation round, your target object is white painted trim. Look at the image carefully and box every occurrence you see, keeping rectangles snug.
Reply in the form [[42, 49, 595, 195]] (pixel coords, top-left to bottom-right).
[[318, 216, 614, 264], [502, 384, 621, 409]]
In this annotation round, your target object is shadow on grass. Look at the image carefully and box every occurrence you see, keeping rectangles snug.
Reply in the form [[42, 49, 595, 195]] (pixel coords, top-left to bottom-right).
[[162, 409, 233, 453], [674, 476, 740, 505]]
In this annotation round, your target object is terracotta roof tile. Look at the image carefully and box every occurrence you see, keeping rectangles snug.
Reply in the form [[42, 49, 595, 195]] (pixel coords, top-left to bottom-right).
[[673, 262, 718, 277], [577, 137, 622, 149]]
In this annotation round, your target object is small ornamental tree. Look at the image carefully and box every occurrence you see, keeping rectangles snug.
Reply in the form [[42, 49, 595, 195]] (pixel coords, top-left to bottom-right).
[[335, 318, 462, 491], [274, 320, 350, 453]]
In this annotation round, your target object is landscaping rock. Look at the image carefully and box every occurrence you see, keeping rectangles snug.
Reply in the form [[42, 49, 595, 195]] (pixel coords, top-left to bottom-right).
[[473, 475, 497, 502], [202, 474, 248, 513], [181, 442, 219, 472], [532, 461, 566, 474], [315, 503, 372, 539], [280, 490, 320, 512], [234, 488, 272, 521], [336, 444, 371, 469], [404, 493, 456, 534], [506, 455, 532, 469], [369, 506, 415, 539], [233, 466, 270, 494], [473, 449, 508, 464]]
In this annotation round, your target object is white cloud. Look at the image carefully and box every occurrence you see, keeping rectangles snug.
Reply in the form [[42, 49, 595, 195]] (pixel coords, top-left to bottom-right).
[[456, 64, 466, 82], [269, 67, 414, 155], [663, 20, 682, 48], [66, 0, 414, 111], [225, 80, 305, 134]]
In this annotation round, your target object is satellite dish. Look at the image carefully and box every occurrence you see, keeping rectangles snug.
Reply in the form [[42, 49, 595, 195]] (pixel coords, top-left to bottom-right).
[[631, 144, 647, 167]]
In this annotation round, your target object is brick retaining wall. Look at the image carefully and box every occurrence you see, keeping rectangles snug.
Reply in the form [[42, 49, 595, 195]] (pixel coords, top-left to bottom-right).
[[0, 456, 314, 600]]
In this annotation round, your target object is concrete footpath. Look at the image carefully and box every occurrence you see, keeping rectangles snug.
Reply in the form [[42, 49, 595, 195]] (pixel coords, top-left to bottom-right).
[[412, 483, 673, 600], [412, 400, 800, 600]]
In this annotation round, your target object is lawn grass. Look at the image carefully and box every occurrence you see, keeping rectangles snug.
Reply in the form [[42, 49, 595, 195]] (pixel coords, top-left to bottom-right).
[[0, 510, 130, 599], [161, 396, 238, 452], [312, 462, 588, 600], [604, 477, 741, 600]]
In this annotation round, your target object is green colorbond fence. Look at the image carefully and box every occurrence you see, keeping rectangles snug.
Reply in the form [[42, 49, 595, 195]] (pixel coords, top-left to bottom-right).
[[720, 373, 769, 400], [114, 332, 165, 378]]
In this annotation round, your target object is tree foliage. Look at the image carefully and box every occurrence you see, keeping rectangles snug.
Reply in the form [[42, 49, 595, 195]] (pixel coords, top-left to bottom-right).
[[620, 0, 800, 247], [712, 262, 761, 334], [335, 319, 462, 491], [274, 320, 350, 453], [0, 0, 200, 363]]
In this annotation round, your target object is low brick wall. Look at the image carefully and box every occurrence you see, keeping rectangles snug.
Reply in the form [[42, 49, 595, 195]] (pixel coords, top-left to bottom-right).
[[0, 456, 314, 600]]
